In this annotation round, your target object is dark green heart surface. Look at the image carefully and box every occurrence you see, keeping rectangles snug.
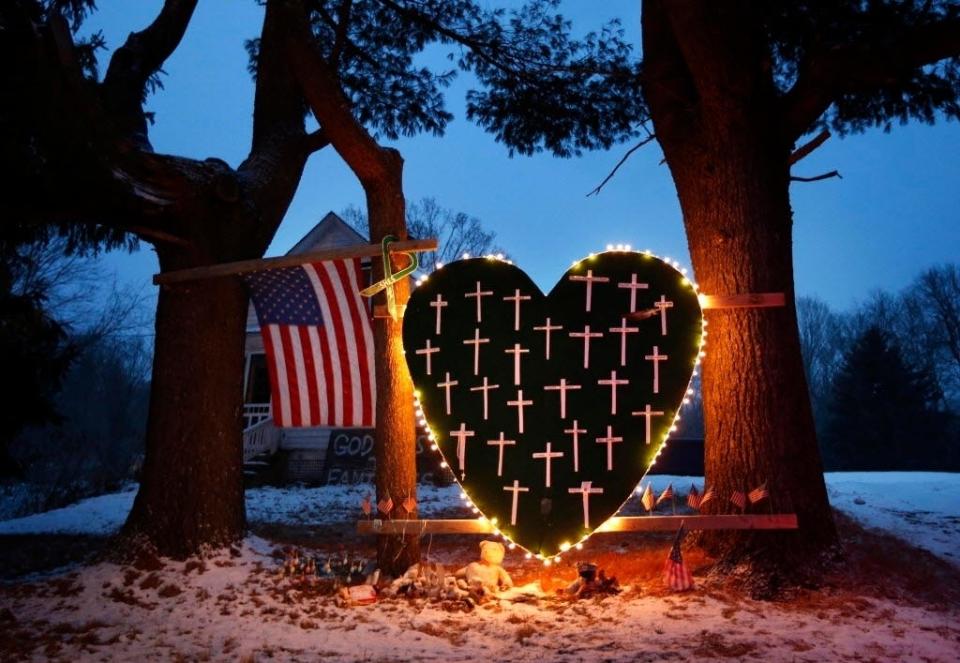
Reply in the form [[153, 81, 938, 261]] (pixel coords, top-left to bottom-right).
[[402, 252, 703, 557]]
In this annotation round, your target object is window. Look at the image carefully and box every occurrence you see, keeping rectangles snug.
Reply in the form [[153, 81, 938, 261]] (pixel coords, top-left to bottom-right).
[[245, 353, 271, 404]]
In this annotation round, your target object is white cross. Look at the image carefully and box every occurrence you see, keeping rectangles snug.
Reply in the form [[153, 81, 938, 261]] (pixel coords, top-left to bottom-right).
[[569, 325, 604, 369], [449, 423, 475, 477], [543, 378, 581, 419], [564, 419, 587, 472], [631, 403, 666, 445], [462, 328, 490, 376], [596, 425, 623, 471], [533, 318, 563, 360], [469, 376, 500, 420], [507, 389, 533, 433], [568, 481, 604, 529], [415, 339, 440, 375], [654, 295, 674, 335], [429, 294, 448, 335], [532, 441, 564, 488], [569, 269, 610, 312], [645, 345, 669, 393], [504, 343, 530, 385], [486, 432, 516, 477], [609, 317, 639, 366], [437, 372, 458, 415], [597, 369, 630, 415], [503, 480, 529, 526], [503, 289, 532, 331], [617, 273, 649, 312], [464, 281, 494, 323]]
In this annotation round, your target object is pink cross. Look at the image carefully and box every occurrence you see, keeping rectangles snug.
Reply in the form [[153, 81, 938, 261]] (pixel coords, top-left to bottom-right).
[[532, 441, 564, 488], [486, 432, 516, 477], [563, 419, 587, 472], [544, 378, 581, 419], [631, 403, 666, 445], [503, 289, 532, 331], [569, 269, 610, 312], [569, 325, 604, 369], [469, 376, 500, 420], [415, 339, 440, 375], [618, 273, 649, 312], [533, 317, 563, 359], [654, 295, 674, 335], [449, 423, 475, 477], [504, 343, 529, 385], [437, 372, 459, 415], [568, 481, 604, 529], [507, 389, 533, 433], [609, 317, 639, 367], [429, 294, 448, 335], [597, 369, 630, 415], [462, 328, 490, 375], [645, 345, 669, 394], [464, 281, 494, 322], [595, 425, 623, 471], [503, 480, 529, 526]]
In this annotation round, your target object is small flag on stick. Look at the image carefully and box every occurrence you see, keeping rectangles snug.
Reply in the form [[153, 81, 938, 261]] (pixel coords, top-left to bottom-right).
[[687, 484, 701, 509], [729, 490, 746, 512], [664, 522, 693, 591], [361, 494, 372, 516], [699, 486, 715, 508], [402, 495, 417, 513], [641, 484, 655, 513], [748, 482, 769, 504], [378, 495, 394, 516], [656, 483, 674, 506]]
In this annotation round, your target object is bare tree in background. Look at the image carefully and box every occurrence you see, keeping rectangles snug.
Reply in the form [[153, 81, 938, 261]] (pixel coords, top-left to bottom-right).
[[914, 265, 960, 400], [343, 198, 506, 273]]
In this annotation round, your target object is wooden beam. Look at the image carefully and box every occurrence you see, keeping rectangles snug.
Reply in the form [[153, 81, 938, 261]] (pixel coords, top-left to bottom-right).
[[153, 238, 438, 285], [356, 513, 797, 535], [699, 292, 786, 310]]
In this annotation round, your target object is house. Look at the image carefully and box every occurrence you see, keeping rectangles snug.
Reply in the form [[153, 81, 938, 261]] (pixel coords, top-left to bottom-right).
[[242, 212, 373, 483]]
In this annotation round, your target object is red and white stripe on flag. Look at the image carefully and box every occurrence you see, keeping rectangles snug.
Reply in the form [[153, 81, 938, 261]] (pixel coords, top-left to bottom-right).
[[246, 259, 375, 428]]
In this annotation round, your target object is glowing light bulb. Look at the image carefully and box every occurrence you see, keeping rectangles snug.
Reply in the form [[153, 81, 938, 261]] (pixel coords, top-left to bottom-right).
[[606, 244, 614, 251], [462, 252, 470, 260], [576, 543, 584, 550], [560, 542, 571, 552]]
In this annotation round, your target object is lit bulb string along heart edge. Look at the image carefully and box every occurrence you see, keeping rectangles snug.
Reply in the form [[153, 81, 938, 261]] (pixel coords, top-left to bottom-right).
[[406, 246, 707, 565]]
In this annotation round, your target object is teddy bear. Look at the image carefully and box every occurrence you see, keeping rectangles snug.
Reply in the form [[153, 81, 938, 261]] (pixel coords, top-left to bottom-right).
[[455, 540, 513, 593]]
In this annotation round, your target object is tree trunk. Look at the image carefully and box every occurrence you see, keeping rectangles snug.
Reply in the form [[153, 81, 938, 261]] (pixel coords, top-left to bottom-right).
[[367, 150, 420, 575], [123, 249, 248, 558], [668, 131, 837, 582]]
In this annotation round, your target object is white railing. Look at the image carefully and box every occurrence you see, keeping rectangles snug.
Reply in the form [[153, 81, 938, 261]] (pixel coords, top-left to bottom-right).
[[243, 416, 281, 462], [243, 403, 272, 431]]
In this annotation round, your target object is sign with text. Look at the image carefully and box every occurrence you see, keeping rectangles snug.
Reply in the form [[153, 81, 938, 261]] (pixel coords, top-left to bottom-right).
[[321, 427, 448, 485]]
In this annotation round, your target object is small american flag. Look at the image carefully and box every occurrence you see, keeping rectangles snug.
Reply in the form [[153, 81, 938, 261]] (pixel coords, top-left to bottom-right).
[[699, 486, 715, 508], [729, 490, 746, 511], [401, 495, 417, 513], [656, 483, 674, 506], [664, 523, 693, 591], [361, 494, 372, 516], [641, 484, 656, 512], [687, 484, 701, 509], [378, 495, 394, 516], [244, 260, 375, 428], [748, 482, 769, 504]]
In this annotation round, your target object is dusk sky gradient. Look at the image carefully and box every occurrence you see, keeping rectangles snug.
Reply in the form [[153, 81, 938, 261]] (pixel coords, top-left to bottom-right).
[[85, 1, 959, 312]]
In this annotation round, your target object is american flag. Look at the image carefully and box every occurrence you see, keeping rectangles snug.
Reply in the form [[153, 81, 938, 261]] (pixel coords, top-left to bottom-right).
[[378, 495, 394, 515], [687, 484, 701, 509], [699, 486, 715, 508], [641, 483, 656, 512], [656, 483, 674, 506], [748, 482, 769, 504], [729, 490, 746, 511], [664, 523, 693, 591], [361, 494, 372, 516], [244, 260, 375, 428]]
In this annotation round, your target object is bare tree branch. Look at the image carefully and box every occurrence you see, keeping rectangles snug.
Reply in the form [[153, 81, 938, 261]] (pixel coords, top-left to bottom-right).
[[790, 170, 842, 183], [587, 134, 658, 197], [789, 129, 831, 165]]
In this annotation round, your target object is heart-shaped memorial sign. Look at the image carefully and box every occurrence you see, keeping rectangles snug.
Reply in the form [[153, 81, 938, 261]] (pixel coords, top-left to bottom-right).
[[402, 251, 703, 558]]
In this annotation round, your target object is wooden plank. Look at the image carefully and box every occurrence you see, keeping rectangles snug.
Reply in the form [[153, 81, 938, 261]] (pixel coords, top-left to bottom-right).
[[373, 304, 407, 319], [699, 292, 785, 310], [153, 238, 438, 285], [357, 514, 797, 535]]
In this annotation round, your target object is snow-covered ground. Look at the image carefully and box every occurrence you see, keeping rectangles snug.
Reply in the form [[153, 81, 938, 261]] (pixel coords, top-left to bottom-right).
[[2, 473, 957, 566]]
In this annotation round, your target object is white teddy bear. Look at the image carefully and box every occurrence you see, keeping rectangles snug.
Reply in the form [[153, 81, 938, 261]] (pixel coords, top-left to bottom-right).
[[455, 540, 513, 593]]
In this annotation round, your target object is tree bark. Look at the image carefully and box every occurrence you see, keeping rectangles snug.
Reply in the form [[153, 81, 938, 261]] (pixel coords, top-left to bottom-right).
[[124, 249, 249, 557], [367, 155, 420, 575], [643, 0, 837, 586]]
